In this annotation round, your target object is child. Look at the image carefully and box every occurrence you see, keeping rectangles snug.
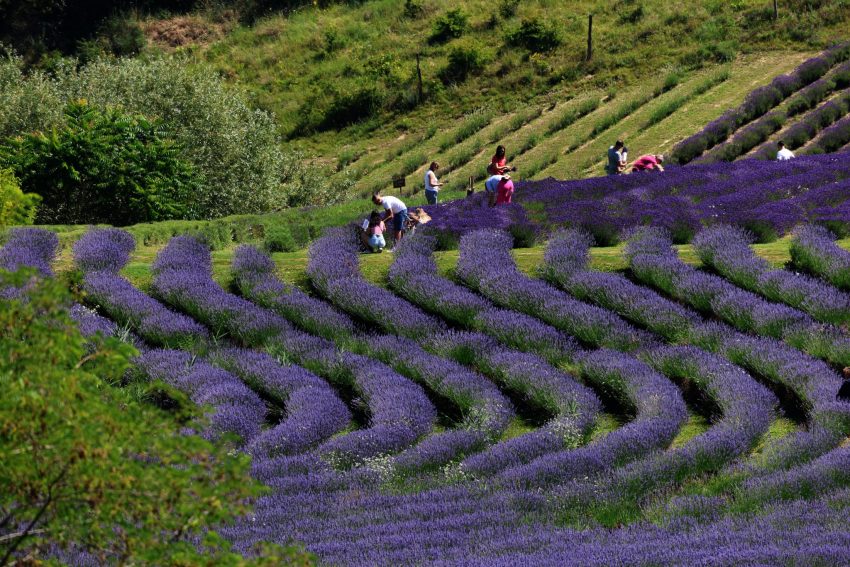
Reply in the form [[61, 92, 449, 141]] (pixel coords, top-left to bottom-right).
[[366, 211, 386, 252], [495, 175, 515, 205]]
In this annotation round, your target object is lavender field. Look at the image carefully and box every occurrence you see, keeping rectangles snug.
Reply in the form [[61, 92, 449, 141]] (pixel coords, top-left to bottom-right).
[[6, 147, 850, 564]]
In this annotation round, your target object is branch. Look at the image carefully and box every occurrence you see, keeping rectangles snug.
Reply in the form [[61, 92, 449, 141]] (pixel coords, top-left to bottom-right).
[[0, 462, 70, 566]]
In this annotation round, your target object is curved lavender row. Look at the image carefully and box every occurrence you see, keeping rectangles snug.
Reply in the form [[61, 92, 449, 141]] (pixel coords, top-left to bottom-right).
[[232, 244, 357, 340], [456, 229, 654, 351], [545, 229, 700, 343], [306, 227, 444, 340], [151, 235, 436, 465], [134, 348, 266, 446], [232, 242, 510, 471], [210, 348, 351, 459], [741, 446, 850, 507], [625, 229, 850, 433], [424, 331, 600, 476], [547, 228, 832, 357], [305, 231, 535, 468], [308, 230, 608, 474], [693, 225, 850, 325], [73, 228, 208, 346], [80, 271, 209, 347], [544, 229, 850, 475], [389, 234, 578, 365], [498, 349, 687, 489], [789, 224, 850, 290], [0, 227, 59, 298], [584, 346, 776, 505], [72, 227, 136, 274]]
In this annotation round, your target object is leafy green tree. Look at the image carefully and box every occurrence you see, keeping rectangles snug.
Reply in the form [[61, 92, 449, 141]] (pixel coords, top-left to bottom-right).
[[0, 269, 314, 565], [0, 168, 40, 225], [0, 101, 203, 225]]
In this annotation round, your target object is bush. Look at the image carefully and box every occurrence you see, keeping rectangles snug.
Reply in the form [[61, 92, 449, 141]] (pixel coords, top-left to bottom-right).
[[506, 18, 562, 53], [319, 86, 386, 131], [58, 57, 289, 219], [0, 169, 40, 225], [430, 9, 468, 44], [0, 272, 289, 565], [0, 102, 202, 225], [264, 223, 298, 253], [440, 40, 489, 84]]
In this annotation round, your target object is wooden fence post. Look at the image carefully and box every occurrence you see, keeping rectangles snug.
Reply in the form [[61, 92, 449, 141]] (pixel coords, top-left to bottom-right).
[[585, 14, 593, 62]]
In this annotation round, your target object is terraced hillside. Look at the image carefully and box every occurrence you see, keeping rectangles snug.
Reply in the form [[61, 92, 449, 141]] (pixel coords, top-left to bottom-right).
[[169, 0, 850, 202]]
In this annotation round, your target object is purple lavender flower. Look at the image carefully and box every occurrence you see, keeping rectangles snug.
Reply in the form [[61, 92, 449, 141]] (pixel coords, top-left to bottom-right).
[[73, 228, 136, 273]]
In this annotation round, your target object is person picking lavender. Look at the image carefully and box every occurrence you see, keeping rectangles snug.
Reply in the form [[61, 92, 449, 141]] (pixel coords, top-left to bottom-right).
[[373, 192, 409, 242]]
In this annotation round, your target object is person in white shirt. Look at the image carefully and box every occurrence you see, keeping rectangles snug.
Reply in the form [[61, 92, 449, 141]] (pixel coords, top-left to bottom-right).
[[776, 140, 795, 161], [372, 193, 409, 241], [484, 174, 504, 207], [424, 162, 443, 204]]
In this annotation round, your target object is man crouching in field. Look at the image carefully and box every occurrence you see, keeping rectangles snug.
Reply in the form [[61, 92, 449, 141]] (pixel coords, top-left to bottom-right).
[[373, 193, 409, 242]]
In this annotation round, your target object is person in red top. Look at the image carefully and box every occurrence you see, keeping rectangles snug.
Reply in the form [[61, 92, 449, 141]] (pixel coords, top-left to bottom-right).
[[495, 175, 515, 205], [487, 145, 515, 176], [631, 154, 665, 173]]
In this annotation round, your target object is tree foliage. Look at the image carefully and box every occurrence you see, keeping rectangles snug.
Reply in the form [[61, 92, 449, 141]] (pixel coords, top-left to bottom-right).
[[0, 269, 313, 565], [0, 101, 202, 225], [0, 54, 345, 216], [0, 168, 40, 225]]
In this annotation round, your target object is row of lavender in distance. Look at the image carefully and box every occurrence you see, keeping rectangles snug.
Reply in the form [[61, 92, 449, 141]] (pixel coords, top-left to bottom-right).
[[670, 42, 850, 164], [752, 90, 850, 158], [512, 152, 850, 245]]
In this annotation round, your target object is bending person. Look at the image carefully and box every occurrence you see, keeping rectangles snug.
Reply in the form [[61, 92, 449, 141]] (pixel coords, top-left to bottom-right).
[[372, 193, 409, 242], [631, 154, 665, 173]]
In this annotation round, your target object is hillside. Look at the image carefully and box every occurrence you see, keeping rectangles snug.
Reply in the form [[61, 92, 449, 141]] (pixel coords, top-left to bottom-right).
[[155, 0, 849, 192]]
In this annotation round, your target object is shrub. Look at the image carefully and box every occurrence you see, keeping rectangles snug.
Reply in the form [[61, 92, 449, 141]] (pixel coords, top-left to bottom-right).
[[0, 102, 202, 226], [0, 272, 288, 565], [0, 57, 64, 140], [440, 40, 490, 84], [0, 169, 40, 225], [403, 0, 424, 18], [264, 224, 297, 253], [319, 86, 386, 130], [430, 9, 468, 44], [506, 18, 562, 53], [57, 57, 290, 218]]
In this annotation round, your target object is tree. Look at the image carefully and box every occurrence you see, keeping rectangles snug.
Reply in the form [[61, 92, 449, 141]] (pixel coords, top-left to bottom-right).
[[0, 101, 203, 225], [0, 269, 313, 565]]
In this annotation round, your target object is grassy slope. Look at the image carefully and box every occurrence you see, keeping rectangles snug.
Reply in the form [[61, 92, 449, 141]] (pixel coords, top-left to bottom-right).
[[181, 0, 849, 199]]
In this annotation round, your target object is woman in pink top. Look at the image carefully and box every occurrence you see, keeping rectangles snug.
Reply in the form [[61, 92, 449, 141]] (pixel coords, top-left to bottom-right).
[[631, 154, 665, 173], [495, 176, 515, 205]]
